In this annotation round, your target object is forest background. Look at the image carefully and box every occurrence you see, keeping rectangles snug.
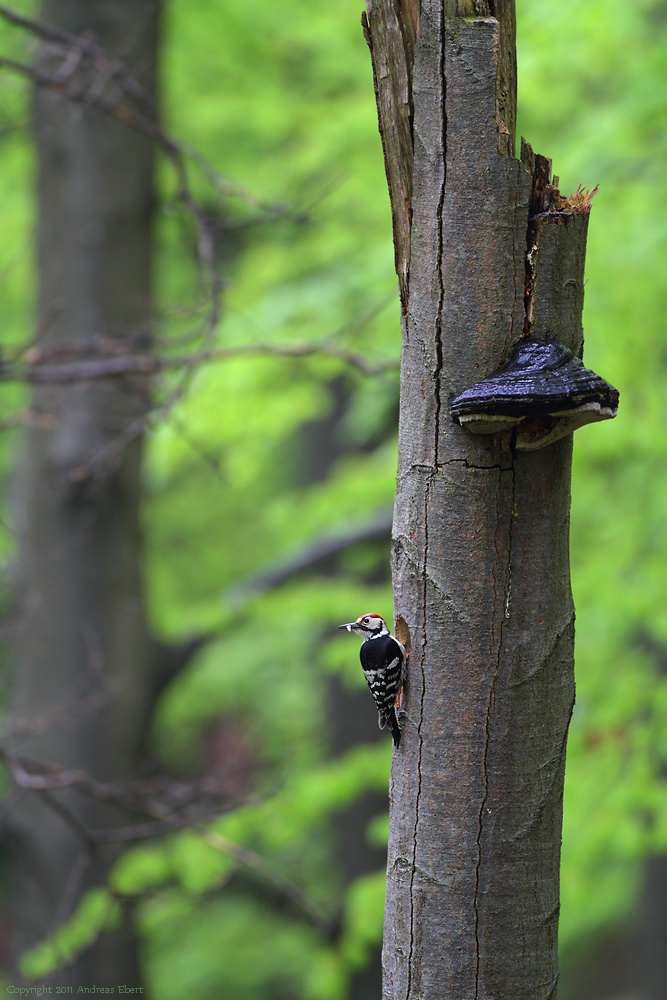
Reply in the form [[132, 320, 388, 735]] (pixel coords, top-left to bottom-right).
[[0, 0, 666, 998]]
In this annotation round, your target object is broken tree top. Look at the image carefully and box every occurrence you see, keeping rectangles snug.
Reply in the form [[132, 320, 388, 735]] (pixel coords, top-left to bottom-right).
[[450, 338, 619, 451]]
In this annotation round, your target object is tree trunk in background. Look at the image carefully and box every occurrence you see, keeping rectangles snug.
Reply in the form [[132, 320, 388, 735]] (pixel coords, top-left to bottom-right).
[[639, 855, 667, 999], [365, 0, 589, 995], [328, 676, 386, 999], [5, 0, 160, 988]]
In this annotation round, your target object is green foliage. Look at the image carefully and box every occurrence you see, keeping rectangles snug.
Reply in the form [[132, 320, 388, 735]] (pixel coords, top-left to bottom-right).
[[517, 0, 667, 959], [0, 5, 33, 527], [142, 890, 323, 1000], [20, 889, 120, 979], [339, 871, 386, 970], [151, 0, 667, 982]]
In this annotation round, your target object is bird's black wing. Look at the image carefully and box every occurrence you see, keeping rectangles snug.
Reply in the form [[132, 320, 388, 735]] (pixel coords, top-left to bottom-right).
[[359, 634, 404, 746]]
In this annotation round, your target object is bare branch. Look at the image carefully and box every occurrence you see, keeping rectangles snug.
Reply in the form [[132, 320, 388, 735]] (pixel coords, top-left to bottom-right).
[[0, 50, 288, 222], [5, 689, 111, 742], [37, 789, 98, 857], [0, 19, 300, 481], [201, 829, 334, 935], [0, 20, 398, 492], [0, 747, 334, 936], [0, 3, 155, 113], [0, 339, 398, 385], [223, 505, 393, 608], [0, 748, 240, 823]]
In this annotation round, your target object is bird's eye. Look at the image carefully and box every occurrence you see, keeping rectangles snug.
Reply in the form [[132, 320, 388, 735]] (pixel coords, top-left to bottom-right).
[[362, 617, 370, 624]]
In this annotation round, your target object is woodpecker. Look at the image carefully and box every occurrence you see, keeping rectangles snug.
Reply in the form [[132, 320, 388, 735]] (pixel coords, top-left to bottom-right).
[[338, 613, 406, 747]]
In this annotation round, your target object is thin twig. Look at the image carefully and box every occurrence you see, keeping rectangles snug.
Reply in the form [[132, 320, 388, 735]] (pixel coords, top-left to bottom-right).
[[0, 4, 292, 218], [6, 688, 111, 741], [0, 748, 238, 819], [38, 790, 98, 859], [0, 30, 299, 479], [1, 340, 398, 384], [0, 50, 288, 221], [0, 4, 156, 113]]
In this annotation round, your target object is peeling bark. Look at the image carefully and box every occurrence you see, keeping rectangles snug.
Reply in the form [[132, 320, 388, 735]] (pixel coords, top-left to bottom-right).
[[370, 1, 588, 995], [362, 0, 416, 312]]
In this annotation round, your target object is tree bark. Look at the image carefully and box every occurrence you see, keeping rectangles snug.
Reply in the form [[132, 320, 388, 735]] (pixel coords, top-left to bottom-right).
[[364, 1, 588, 996], [5, 0, 160, 988]]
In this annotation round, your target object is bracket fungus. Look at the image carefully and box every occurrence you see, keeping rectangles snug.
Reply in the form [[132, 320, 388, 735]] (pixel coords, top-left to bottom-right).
[[450, 338, 619, 451]]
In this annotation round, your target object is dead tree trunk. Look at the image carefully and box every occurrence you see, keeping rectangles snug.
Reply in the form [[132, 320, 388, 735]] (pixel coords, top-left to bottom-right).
[[364, 1, 597, 996], [5, 0, 160, 987]]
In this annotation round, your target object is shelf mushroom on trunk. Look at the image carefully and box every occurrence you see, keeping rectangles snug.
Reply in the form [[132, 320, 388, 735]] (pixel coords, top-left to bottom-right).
[[450, 337, 619, 451]]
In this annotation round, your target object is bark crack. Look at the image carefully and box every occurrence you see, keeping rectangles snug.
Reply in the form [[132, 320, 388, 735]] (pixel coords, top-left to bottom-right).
[[438, 457, 513, 472], [406, 9, 447, 989], [473, 441, 515, 998], [433, 1, 446, 469], [406, 472, 430, 1000]]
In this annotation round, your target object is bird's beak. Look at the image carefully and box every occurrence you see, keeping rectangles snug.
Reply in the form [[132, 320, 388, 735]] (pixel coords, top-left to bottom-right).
[[338, 622, 357, 632]]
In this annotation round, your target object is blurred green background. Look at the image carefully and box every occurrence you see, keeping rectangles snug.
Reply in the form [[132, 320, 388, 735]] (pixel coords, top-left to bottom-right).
[[1, 0, 666, 997]]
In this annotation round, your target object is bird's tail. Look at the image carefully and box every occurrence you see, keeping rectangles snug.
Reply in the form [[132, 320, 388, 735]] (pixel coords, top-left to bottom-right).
[[379, 708, 401, 747]]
